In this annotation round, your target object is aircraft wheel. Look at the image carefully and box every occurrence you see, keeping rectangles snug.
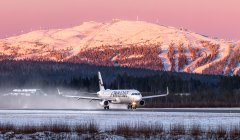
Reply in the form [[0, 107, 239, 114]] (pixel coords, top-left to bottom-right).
[[107, 106, 110, 110], [128, 105, 133, 110]]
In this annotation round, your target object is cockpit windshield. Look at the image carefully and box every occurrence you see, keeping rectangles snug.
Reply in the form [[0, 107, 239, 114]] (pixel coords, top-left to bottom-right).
[[131, 93, 141, 95]]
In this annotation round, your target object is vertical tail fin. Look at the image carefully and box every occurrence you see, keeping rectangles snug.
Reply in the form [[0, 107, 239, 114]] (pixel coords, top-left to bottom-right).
[[98, 71, 105, 91]]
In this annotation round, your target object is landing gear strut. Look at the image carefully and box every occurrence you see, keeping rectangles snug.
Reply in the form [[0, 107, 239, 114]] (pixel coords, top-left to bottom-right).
[[104, 106, 110, 110]]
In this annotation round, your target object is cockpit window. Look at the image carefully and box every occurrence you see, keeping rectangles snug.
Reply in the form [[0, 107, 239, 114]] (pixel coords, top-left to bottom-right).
[[131, 93, 140, 95]]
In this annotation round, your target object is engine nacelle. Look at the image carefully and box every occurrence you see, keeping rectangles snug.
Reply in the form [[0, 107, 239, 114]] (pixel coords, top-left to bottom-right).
[[139, 100, 145, 106], [100, 100, 109, 107]]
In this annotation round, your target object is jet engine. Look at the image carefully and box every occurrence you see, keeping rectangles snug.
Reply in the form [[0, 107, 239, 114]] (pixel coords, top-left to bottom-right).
[[100, 100, 109, 106], [139, 100, 145, 106]]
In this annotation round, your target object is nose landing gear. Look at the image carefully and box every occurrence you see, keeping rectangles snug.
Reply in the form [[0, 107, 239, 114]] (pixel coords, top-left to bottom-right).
[[127, 104, 137, 110], [104, 106, 110, 110]]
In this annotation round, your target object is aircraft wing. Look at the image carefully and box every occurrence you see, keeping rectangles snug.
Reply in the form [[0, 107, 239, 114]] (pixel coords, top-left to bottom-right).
[[142, 87, 169, 99], [57, 88, 102, 101], [61, 94, 102, 101]]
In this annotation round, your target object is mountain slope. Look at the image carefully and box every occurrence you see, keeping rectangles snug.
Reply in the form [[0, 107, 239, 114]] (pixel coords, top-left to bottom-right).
[[0, 20, 239, 75]]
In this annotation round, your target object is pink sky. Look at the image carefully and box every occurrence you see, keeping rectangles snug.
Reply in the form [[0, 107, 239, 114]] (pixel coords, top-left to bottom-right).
[[0, 0, 239, 40]]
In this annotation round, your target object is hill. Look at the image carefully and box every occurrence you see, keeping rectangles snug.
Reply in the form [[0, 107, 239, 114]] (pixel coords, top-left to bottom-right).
[[0, 20, 239, 75]]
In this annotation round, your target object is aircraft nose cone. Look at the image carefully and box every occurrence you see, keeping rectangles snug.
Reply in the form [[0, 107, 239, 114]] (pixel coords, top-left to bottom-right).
[[135, 96, 142, 102]]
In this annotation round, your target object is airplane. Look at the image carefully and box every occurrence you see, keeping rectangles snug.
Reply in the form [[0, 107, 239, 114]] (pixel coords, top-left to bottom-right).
[[58, 72, 169, 110]]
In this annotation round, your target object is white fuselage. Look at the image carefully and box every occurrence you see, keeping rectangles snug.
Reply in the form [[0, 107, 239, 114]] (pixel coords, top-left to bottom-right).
[[97, 89, 142, 104]]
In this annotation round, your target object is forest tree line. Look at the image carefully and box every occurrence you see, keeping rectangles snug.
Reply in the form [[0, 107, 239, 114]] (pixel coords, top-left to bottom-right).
[[0, 60, 239, 107]]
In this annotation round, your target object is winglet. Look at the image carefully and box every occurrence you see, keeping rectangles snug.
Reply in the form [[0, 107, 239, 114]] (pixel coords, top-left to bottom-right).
[[57, 88, 62, 96], [167, 87, 169, 95]]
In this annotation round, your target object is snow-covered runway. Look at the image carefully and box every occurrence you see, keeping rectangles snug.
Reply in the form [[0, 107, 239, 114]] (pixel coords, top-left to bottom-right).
[[0, 109, 239, 131]]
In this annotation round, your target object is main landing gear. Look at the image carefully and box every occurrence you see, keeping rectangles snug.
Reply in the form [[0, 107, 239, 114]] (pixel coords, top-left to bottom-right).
[[104, 106, 110, 110]]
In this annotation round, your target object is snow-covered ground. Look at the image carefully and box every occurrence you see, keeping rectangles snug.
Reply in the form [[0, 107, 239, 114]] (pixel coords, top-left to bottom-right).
[[0, 109, 239, 131]]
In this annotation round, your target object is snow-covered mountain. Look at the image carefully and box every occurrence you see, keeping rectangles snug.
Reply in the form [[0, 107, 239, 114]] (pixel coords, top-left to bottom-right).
[[0, 20, 239, 75]]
